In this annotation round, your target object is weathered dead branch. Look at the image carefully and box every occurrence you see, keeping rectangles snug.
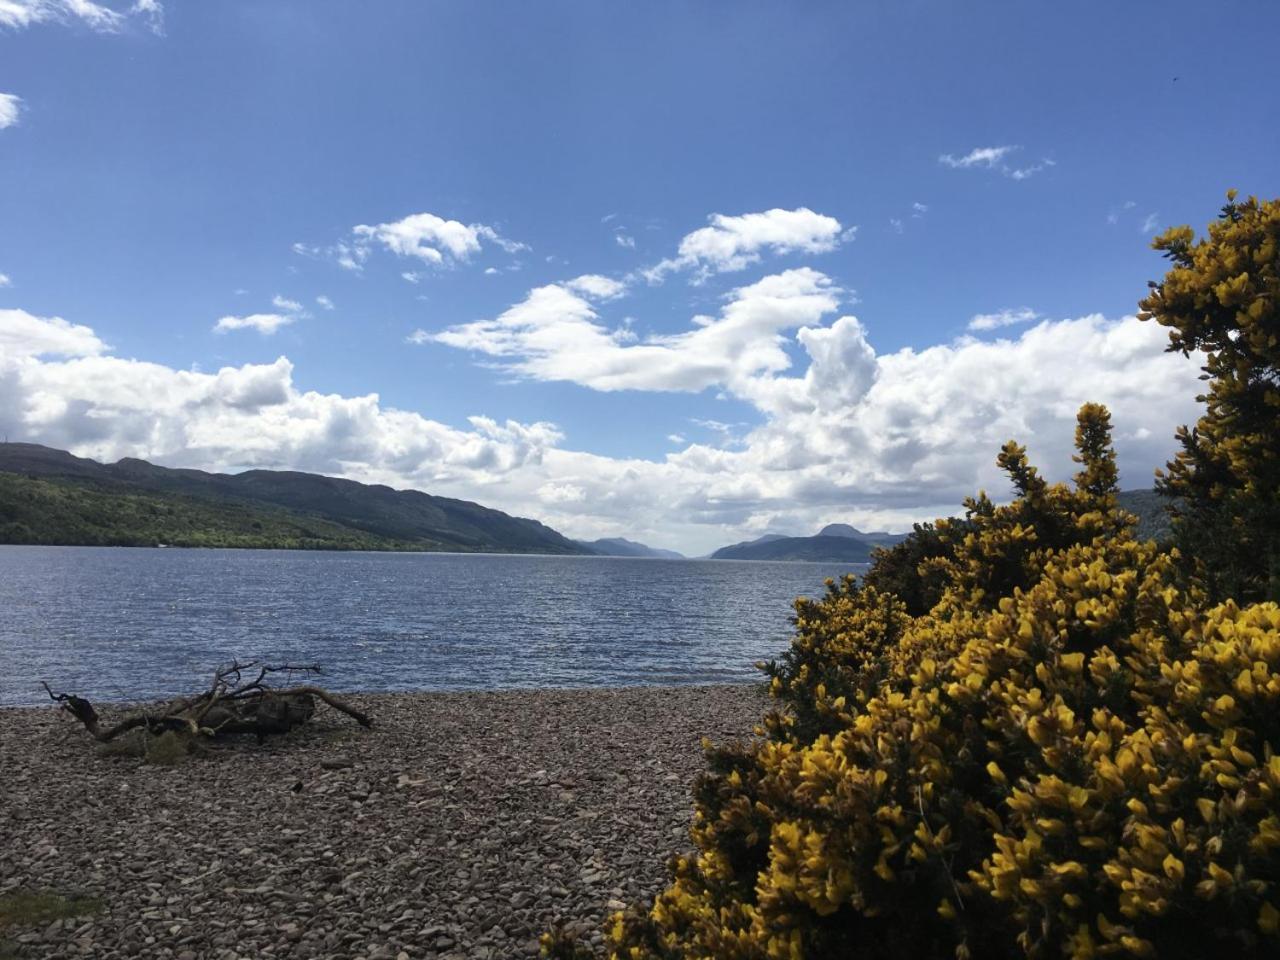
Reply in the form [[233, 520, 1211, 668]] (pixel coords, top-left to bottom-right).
[[41, 660, 373, 750]]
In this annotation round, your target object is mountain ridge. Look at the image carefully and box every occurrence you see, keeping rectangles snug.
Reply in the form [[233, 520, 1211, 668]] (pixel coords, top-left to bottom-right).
[[0, 443, 589, 554], [575, 537, 684, 559], [709, 526, 908, 562]]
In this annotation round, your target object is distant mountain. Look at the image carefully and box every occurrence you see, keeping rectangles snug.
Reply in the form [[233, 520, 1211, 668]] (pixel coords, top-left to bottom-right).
[[710, 525, 907, 562], [576, 537, 684, 559], [817, 523, 905, 547], [0, 443, 590, 555], [703, 532, 789, 558], [705, 492, 1170, 564], [710, 535, 875, 563]]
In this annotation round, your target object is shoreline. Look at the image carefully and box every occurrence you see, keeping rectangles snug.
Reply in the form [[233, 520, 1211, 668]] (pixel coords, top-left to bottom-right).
[[2, 679, 768, 711], [1, 685, 766, 959]]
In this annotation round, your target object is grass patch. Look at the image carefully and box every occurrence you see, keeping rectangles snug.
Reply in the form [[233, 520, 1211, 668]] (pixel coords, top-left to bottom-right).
[[95, 728, 197, 765], [142, 730, 193, 766], [0, 890, 102, 958]]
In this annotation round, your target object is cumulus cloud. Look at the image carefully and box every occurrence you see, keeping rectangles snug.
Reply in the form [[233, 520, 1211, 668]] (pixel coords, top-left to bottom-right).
[[0, 308, 106, 359], [213, 313, 296, 335], [271, 294, 304, 314], [415, 270, 1203, 548], [0, 0, 162, 32], [0, 272, 11, 287], [0, 349, 561, 491], [968, 307, 1040, 331], [428, 268, 842, 399], [940, 145, 1054, 180], [643, 207, 848, 283], [2, 296, 1203, 554], [563, 274, 626, 300], [0, 93, 21, 129], [297, 212, 528, 276], [315, 295, 334, 311]]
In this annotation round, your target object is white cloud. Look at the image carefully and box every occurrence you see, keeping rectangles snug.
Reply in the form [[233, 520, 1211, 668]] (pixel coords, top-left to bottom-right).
[[968, 307, 1040, 332], [667, 433, 685, 444], [0, 0, 162, 32], [643, 207, 848, 284], [3, 297, 1204, 555], [213, 313, 296, 336], [301, 212, 529, 277], [0, 345, 562, 494], [315, 295, 334, 311], [1141, 213, 1159, 234], [890, 218, 904, 235], [129, 0, 162, 33], [0, 93, 21, 130], [429, 268, 842, 400], [416, 270, 1203, 548], [0, 273, 11, 287], [1008, 159, 1055, 180], [912, 202, 929, 215], [271, 294, 304, 314], [940, 145, 1053, 180], [564, 274, 626, 300], [615, 233, 636, 249], [0, 308, 106, 359], [939, 145, 1017, 169]]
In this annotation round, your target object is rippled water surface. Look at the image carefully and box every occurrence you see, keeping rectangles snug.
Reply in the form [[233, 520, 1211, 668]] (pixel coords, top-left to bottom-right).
[[0, 546, 866, 705]]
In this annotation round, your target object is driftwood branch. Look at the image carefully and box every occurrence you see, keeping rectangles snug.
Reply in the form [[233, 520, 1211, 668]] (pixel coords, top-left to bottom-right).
[[42, 660, 373, 749]]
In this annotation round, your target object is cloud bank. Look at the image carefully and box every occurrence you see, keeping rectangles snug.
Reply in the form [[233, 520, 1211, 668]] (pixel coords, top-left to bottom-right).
[[1, 284, 1202, 553]]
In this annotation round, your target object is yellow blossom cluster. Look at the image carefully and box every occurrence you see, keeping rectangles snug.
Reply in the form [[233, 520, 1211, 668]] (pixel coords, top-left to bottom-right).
[[571, 404, 1280, 960], [1138, 192, 1280, 603]]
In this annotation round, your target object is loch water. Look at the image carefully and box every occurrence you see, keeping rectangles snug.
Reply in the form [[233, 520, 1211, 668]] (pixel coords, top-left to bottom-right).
[[0, 546, 866, 706]]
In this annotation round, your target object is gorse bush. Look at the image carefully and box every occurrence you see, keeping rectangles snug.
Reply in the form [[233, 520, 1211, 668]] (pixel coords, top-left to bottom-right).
[[542, 195, 1280, 960], [1141, 192, 1280, 603], [586, 405, 1280, 959]]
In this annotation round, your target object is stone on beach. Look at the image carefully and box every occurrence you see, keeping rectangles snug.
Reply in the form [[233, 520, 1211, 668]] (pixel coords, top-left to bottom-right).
[[0, 684, 764, 959]]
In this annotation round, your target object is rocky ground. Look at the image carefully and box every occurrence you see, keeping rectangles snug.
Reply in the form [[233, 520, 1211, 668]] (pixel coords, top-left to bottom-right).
[[0, 685, 766, 960]]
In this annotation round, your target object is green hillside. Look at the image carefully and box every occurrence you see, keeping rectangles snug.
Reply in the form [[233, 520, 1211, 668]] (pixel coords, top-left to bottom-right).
[[0, 472, 423, 550], [0, 443, 589, 554]]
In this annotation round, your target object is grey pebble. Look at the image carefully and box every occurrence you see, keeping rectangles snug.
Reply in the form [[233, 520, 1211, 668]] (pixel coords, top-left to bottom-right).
[[0, 685, 764, 958]]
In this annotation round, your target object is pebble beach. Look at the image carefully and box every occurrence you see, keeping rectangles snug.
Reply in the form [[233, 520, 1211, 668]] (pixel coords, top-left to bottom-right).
[[1, 685, 766, 960]]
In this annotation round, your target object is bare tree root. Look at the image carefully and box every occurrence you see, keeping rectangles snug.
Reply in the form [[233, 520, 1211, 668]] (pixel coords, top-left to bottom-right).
[[41, 660, 373, 749]]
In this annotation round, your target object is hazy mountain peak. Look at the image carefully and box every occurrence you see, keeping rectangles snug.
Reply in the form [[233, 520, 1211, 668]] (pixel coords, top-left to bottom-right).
[[817, 523, 863, 538]]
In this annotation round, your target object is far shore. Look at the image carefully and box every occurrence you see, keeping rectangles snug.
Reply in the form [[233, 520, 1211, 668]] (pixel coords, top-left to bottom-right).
[[1, 685, 766, 960]]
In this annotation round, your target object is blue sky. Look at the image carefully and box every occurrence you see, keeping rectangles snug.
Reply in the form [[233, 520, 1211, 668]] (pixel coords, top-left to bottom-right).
[[1, 1, 1277, 553]]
